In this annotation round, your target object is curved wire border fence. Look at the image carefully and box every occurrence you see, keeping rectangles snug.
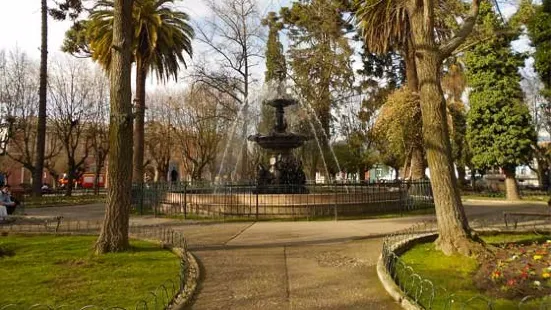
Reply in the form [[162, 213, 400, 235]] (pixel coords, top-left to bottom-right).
[[0, 219, 198, 310], [381, 218, 551, 309]]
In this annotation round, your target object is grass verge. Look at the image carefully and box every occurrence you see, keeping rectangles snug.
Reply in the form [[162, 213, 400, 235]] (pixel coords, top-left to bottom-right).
[[398, 233, 550, 309], [23, 195, 106, 208], [0, 234, 180, 308], [462, 195, 549, 202]]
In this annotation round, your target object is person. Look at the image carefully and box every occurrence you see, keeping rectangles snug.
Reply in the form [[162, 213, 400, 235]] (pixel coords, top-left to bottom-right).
[[0, 185, 17, 215], [0, 203, 6, 219]]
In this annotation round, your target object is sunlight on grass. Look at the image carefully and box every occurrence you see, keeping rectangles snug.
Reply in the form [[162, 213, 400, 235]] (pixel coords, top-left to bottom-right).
[[0, 234, 180, 308], [399, 234, 550, 309]]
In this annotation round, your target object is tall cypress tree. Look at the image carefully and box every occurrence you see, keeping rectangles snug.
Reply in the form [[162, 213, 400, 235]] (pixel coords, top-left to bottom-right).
[[465, 2, 536, 200], [259, 12, 286, 134], [524, 0, 551, 139], [263, 12, 286, 84], [527, 0, 551, 101]]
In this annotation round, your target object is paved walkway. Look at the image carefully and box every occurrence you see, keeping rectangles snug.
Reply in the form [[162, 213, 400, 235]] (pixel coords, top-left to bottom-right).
[[23, 200, 549, 309]]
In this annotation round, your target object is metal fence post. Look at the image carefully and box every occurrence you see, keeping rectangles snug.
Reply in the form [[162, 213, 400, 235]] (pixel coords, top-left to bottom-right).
[[138, 183, 144, 216], [255, 186, 259, 220], [183, 182, 187, 219], [334, 182, 338, 221]]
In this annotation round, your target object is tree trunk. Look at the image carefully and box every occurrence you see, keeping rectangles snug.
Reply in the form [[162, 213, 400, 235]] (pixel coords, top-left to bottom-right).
[[65, 168, 74, 197], [470, 167, 476, 189], [504, 166, 521, 201], [32, 0, 48, 197], [401, 150, 412, 179], [536, 152, 550, 190], [408, 5, 480, 256], [404, 37, 425, 180], [95, 0, 134, 254], [410, 144, 425, 180], [132, 60, 146, 183], [457, 166, 466, 187], [94, 159, 104, 195]]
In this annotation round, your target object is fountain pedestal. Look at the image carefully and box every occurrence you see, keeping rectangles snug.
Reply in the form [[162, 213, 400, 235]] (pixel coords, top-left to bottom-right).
[[248, 98, 309, 194]]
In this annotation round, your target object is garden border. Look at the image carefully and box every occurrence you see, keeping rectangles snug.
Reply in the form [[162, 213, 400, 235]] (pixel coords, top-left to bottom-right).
[[0, 219, 200, 310], [377, 219, 551, 309]]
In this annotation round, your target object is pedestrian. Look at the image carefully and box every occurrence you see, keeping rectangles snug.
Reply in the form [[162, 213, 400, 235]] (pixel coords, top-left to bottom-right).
[[0, 185, 16, 215]]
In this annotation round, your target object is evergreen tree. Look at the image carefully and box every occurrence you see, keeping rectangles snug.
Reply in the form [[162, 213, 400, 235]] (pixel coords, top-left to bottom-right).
[[259, 12, 286, 135], [465, 2, 536, 200], [263, 12, 286, 84], [526, 0, 551, 101], [280, 0, 354, 178]]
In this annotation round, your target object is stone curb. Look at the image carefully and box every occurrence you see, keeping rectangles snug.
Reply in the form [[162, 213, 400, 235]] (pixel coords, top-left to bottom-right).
[[376, 254, 421, 310], [376, 233, 438, 310], [169, 251, 200, 310]]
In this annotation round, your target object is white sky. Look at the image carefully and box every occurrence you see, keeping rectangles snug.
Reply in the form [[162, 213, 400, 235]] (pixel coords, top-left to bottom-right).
[[0, 0, 287, 66], [0, 0, 531, 91]]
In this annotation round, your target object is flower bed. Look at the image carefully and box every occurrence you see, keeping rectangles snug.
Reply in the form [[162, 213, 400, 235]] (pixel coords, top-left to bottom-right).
[[395, 233, 551, 309], [475, 238, 551, 299]]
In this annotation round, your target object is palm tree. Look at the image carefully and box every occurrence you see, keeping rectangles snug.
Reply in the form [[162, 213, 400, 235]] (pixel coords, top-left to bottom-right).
[[354, 0, 463, 180], [70, 0, 194, 182], [355, 0, 486, 256], [354, 0, 424, 178], [33, 0, 48, 197]]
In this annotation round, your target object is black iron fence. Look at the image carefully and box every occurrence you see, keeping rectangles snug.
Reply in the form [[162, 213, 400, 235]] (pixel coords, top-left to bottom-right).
[[131, 180, 434, 220], [0, 219, 196, 310]]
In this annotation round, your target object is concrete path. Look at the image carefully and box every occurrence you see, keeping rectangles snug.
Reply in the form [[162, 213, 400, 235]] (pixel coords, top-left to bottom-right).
[[22, 200, 550, 309]]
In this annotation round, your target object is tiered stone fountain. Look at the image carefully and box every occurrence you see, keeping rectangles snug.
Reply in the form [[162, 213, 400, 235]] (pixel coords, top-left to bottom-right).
[[248, 98, 309, 193]]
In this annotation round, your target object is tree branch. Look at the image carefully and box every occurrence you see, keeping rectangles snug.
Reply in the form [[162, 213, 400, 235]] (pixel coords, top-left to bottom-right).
[[439, 0, 481, 59]]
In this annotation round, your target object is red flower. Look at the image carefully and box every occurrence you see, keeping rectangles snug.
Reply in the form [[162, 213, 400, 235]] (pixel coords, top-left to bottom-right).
[[507, 279, 517, 287], [520, 271, 529, 280]]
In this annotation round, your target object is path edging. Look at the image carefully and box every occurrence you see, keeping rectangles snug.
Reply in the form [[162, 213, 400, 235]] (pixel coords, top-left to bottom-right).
[[169, 250, 200, 310], [376, 233, 438, 310], [376, 255, 421, 310]]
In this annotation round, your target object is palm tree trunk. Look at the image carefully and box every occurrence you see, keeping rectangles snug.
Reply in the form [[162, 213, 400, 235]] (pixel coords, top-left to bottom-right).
[[133, 59, 146, 183], [404, 39, 425, 180], [504, 166, 521, 201], [32, 0, 48, 197], [408, 4, 480, 256], [96, 0, 134, 254]]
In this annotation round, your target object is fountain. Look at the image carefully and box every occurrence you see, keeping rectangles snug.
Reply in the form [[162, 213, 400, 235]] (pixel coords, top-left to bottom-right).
[[145, 83, 418, 219], [248, 98, 310, 193]]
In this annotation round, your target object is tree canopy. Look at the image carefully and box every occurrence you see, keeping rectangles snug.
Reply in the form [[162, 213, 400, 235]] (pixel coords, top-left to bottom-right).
[[465, 2, 535, 171]]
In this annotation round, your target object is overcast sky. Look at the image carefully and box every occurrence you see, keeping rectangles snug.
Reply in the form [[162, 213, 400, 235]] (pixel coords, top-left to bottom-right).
[[0, 0, 286, 59], [0, 0, 529, 90]]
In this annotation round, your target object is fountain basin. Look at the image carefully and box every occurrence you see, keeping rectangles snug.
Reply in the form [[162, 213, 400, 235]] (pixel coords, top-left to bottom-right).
[[248, 132, 309, 151], [157, 189, 405, 219]]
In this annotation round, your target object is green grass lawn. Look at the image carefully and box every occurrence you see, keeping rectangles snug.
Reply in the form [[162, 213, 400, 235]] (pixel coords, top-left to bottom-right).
[[23, 195, 106, 208], [399, 233, 550, 309], [0, 234, 180, 308], [461, 194, 549, 202]]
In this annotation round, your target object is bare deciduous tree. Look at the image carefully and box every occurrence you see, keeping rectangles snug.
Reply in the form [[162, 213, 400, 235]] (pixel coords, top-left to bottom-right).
[[0, 49, 61, 185], [172, 83, 235, 182], [48, 58, 96, 196], [144, 91, 176, 182], [192, 0, 265, 180]]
